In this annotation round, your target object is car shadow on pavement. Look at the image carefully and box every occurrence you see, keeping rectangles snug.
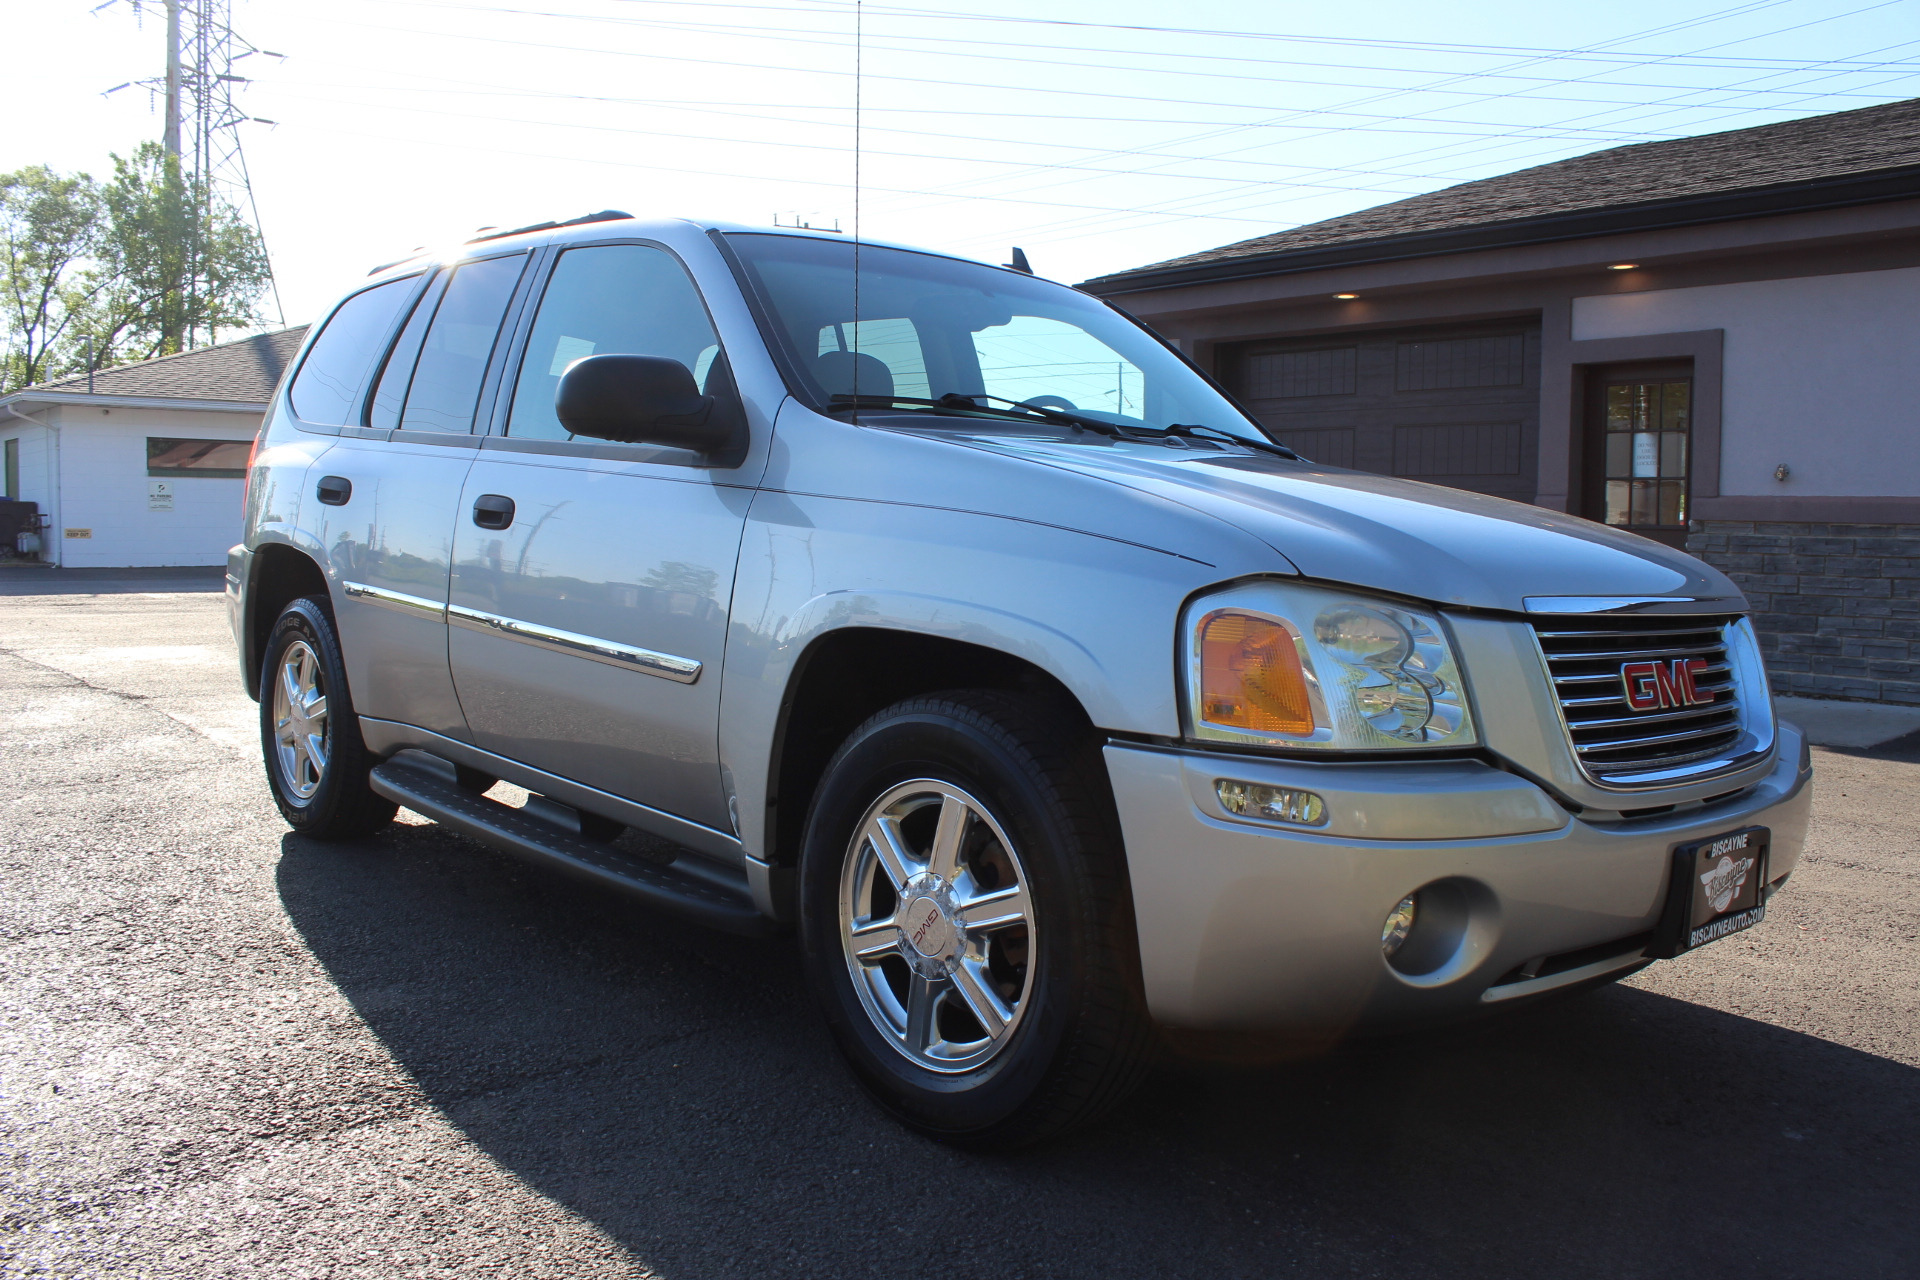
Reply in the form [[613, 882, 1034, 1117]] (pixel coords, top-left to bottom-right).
[[277, 823, 1919, 1280]]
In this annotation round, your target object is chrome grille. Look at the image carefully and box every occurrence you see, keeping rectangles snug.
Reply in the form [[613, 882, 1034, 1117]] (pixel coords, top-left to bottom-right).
[[1532, 615, 1747, 786]]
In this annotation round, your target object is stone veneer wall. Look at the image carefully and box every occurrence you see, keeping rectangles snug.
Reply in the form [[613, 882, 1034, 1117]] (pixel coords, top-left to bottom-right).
[[1686, 520, 1920, 706]]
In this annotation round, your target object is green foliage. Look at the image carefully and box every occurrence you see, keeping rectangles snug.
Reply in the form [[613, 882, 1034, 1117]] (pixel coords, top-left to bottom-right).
[[0, 144, 272, 394], [0, 166, 105, 393]]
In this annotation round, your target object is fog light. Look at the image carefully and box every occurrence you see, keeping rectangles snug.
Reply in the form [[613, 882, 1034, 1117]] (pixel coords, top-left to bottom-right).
[[1215, 779, 1326, 826], [1381, 894, 1417, 956]]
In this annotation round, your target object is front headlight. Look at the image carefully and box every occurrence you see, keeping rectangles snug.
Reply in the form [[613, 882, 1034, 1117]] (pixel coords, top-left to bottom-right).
[[1185, 580, 1477, 752]]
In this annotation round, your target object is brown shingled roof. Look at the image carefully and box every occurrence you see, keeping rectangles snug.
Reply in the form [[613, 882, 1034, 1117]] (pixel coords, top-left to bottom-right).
[[26, 327, 308, 404], [1092, 97, 1920, 285]]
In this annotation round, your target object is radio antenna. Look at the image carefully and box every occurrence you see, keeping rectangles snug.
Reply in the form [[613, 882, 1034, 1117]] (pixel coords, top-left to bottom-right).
[[852, 0, 863, 408]]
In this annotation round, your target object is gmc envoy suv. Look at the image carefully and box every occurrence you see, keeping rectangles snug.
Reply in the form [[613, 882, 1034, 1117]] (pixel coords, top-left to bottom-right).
[[230, 213, 1812, 1147]]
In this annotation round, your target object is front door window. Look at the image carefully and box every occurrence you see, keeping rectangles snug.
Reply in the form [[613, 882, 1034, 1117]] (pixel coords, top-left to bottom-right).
[[1601, 377, 1691, 529]]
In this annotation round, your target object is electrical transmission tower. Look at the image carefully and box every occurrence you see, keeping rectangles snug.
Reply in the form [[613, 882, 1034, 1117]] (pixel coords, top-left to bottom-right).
[[105, 0, 284, 325]]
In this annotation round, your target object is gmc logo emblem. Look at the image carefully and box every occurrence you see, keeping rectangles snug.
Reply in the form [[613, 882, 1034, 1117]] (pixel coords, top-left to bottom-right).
[[1622, 658, 1713, 711], [910, 907, 941, 950]]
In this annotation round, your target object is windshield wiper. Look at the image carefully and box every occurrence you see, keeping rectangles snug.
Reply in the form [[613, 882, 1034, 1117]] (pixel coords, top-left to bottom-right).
[[827, 391, 1119, 435], [1164, 423, 1300, 460], [827, 392, 1299, 459]]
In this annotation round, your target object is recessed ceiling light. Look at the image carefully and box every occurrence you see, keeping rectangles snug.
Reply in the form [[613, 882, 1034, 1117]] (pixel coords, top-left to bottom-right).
[[1608, 263, 1638, 271], [1333, 292, 1357, 299]]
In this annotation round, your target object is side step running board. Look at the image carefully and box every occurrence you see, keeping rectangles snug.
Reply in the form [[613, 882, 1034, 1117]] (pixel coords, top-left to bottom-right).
[[369, 760, 773, 936]]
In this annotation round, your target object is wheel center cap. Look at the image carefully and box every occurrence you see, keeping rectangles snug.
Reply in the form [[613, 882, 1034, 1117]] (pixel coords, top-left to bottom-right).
[[904, 895, 954, 958]]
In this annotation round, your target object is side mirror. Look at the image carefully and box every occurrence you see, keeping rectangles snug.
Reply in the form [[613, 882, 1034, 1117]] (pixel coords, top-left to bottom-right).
[[555, 354, 724, 452]]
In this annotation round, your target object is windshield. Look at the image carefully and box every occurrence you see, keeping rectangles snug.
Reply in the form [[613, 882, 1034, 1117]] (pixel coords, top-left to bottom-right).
[[725, 233, 1271, 442]]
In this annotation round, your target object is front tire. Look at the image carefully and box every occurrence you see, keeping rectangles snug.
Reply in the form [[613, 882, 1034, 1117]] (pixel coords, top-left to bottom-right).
[[258, 595, 396, 840], [798, 691, 1151, 1148]]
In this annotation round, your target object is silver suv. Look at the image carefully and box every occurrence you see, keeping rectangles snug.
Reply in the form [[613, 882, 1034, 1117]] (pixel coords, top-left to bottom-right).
[[230, 214, 1811, 1147]]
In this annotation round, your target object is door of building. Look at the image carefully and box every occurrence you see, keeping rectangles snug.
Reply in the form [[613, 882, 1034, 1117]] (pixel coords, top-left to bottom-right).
[[1219, 321, 1541, 504], [1580, 361, 1694, 548]]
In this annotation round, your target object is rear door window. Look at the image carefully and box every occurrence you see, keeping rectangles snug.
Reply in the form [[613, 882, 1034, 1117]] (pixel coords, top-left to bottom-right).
[[507, 244, 723, 441], [395, 254, 527, 434], [287, 277, 418, 425], [367, 271, 446, 432]]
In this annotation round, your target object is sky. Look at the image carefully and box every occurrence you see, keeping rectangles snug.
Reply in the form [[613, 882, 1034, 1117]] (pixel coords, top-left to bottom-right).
[[8, 0, 1920, 327]]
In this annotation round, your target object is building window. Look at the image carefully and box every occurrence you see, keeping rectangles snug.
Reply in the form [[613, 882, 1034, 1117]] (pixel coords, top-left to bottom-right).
[[4, 437, 17, 498], [1601, 378, 1691, 528], [146, 437, 251, 479]]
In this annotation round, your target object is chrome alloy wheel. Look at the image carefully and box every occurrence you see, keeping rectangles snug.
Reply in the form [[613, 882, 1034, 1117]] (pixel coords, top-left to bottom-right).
[[838, 779, 1036, 1073], [271, 639, 330, 802]]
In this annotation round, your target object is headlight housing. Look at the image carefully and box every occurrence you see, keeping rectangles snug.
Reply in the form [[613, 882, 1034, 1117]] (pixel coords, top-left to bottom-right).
[[1184, 580, 1477, 752]]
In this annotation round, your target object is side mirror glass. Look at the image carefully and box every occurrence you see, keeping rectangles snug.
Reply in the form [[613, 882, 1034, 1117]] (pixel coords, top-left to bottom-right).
[[555, 353, 727, 452]]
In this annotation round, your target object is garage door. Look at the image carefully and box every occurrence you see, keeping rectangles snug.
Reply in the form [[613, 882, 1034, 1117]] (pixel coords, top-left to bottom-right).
[[1221, 322, 1541, 505]]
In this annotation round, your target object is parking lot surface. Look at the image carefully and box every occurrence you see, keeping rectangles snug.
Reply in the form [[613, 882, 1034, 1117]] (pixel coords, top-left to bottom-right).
[[3, 579, 1916, 1279]]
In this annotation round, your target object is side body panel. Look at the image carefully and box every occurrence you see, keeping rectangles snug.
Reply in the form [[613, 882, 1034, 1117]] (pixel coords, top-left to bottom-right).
[[446, 452, 754, 832], [314, 434, 479, 739]]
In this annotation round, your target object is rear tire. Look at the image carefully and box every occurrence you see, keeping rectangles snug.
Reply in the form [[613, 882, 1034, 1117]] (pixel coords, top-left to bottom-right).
[[259, 595, 396, 840], [798, 690, 1151, 1148]]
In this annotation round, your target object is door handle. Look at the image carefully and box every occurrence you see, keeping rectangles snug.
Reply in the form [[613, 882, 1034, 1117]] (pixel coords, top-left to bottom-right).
[[315, 475, 352, 505], [472, 494, 515, 529]]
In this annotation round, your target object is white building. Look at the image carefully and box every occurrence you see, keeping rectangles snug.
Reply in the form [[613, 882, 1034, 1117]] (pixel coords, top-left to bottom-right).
[[1, 328, 306, 568]]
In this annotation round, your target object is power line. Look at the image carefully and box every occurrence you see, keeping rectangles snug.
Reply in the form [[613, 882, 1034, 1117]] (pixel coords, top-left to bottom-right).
[[278, 0, 1917, 252], [849, 0, 1889, 210], [307, 7, 1916, 127], [542, 0, 1920, 68], [382, 0, 1920, 93], [915, 1, 1913, 240], [374, 0, 1920, 132]]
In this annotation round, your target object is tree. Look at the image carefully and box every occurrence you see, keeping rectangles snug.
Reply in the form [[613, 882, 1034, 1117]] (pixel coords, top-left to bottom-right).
[[90, 143, 272, 364], [0, 144, 271, 391], [0, 167, 105, 393]]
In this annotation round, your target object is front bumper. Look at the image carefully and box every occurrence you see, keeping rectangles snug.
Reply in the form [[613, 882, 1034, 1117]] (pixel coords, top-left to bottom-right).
[[1108, 721, 1811, 1031]]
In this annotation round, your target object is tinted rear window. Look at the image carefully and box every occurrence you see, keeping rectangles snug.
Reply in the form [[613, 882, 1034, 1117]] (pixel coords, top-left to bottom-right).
[[397, 254, 527, 434], [288, 277, 418, 425]]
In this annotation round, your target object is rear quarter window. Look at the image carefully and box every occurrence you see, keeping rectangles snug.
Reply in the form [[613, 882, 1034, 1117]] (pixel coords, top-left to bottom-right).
[[288, 276, 420, 425]]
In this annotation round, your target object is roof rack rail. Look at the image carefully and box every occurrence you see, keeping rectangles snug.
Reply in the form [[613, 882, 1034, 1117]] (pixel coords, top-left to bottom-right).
[[368, 210, 635, 274], [367, 246, 431, 276], [466, 209, 634, 245]]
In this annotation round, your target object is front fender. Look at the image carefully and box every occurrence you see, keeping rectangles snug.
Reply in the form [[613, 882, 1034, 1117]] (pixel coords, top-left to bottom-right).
[[716, 487, 1282, 864]]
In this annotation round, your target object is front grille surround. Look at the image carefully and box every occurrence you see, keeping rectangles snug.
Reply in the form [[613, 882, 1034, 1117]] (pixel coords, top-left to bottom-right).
[[1530, 613, 1775, 791]]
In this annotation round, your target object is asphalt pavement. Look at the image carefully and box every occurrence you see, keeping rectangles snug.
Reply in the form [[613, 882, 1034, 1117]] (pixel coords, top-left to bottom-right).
[[2, 577, 1916, 1279]]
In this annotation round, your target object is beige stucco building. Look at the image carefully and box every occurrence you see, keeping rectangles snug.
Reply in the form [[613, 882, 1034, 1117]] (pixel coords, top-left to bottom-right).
[[1085, 99, 1920, 705]]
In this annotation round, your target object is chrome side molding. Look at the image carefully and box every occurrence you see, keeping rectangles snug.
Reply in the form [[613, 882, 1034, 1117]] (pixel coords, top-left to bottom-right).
[[342, 581, 448, 619], [447, 603, 702, 684], [1523, 595, 1747, 616]]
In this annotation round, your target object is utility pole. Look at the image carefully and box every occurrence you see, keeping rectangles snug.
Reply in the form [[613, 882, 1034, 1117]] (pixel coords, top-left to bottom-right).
[[106, 0, 286, 340], [163, 0, 182, 159]]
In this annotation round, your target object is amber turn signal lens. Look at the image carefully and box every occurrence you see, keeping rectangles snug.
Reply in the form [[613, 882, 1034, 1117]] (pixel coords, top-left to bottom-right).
[[1199, 610, 1315, 736]]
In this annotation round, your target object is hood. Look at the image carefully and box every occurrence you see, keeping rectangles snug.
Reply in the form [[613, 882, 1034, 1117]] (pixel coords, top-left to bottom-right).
[[927, 430, 1738, 614]]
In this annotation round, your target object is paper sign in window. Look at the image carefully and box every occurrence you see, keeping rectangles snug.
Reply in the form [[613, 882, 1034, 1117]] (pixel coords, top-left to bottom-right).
[[549, 335, 597, 376]]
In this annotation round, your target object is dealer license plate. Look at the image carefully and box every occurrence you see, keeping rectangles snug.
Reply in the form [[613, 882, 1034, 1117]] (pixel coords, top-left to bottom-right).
[[1649, 826, 1770, 959]]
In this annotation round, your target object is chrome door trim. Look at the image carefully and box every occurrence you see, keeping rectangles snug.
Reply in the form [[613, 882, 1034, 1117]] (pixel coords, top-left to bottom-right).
[[446, 603, 703, 683], [342, 580, 448, 620]]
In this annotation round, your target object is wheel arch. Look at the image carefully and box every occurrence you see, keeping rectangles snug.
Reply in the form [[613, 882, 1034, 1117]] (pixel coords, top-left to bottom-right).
[[241, 542, 331, 700], [763, 625, 1101, 877]]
